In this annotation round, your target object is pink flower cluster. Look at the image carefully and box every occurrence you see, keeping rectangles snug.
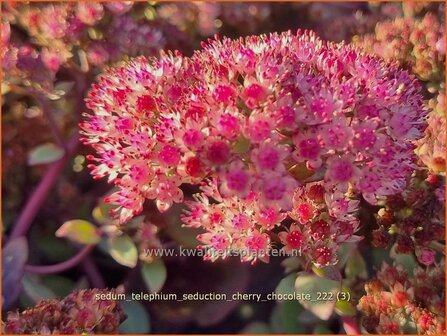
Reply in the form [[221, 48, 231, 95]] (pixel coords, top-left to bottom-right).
[[354, 10, 445, 82], [372, 171, 445, 256], [2, 2, 189, 87], [416, 92, 446, 173], [1, 19, 55, 90], [182, 179, 360, 265], [82, 30, 427, 265], [358, 262, 445, 334], [4, 289, 125, 334]]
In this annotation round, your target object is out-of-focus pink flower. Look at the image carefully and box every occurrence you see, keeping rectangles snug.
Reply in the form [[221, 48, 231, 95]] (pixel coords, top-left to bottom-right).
[[355, 11, 445, 82], [416, 92, 446, 173], [75, 2, 104, 26], [358, 262, 445, 335], [86, 43, 110, 67], [104, 2, 134, 15], [41, 48, 64, 73], [436, 34, 446, 55], [2, 22, 11, 46], [38, 5, 70, 39], [416, 248, 436, 266]]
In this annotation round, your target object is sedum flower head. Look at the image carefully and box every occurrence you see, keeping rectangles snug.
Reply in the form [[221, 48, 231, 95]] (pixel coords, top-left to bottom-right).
[[358, 261, 445, 334], [2, 2, 190, 90], [3, 289, 126, 334], [82, 30, 427, 265], [354, 10, 445, 83], [373, 171, 445, 254], [415, 92, 446, 172]]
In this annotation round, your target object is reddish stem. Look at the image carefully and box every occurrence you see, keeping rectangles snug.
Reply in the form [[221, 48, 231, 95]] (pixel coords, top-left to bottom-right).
[[82, 257, 106, 288], [342, 316, 361, 334], [9, 134, 79, 240], [24, 245, 94, 274]]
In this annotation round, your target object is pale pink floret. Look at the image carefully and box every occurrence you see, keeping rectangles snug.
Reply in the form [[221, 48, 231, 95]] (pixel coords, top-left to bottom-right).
[[158, 144, 181, 167], [104, 2, 134, 15], [244, 116, 273, 143], [292, 130, 322, 163], [1, 22, 11, 47], [325, 156, 358, 192], [220, 161, 251, 198], [254, 206, 286, 230], [202, 138, 230, 165], [242, 82, 268, 108], [242, 230, 271, 264], [41, 48, 64, 73], [251, 140, 289, 172], [216, 113, 241, 140], [278, 223, 305, 254]]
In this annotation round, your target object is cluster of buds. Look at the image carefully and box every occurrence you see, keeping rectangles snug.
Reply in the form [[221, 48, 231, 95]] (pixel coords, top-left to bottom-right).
[[182, 180, 361, 266], [82, 30, 427, 266], [2, 2, 189, 91], [372, 171, 445, 264], [416, 92, 446, 172], [353, 8, 445, 83], [358, 262, 445, 334], [3, 289, 126, 334], [399, 1, 436, 18]]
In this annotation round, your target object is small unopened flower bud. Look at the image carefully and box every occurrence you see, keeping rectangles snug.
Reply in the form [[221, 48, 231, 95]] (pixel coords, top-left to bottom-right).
[[372, 228, 391, 248]]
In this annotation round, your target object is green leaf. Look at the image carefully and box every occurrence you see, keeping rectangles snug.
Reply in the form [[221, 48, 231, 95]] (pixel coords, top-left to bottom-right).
[[92, 201, 116, 225], [345, 249, 368, 279], [288, 162, 315, 182], [22, 274, 57, 303], [312, 265, 342, 281], [371, 247, 392, 268], [232, 135, 251, 154], [28, 142, 65, 165], [294, 272, 341, 320], [42, 275, 75, 297], [240, 322, 271, 334], [313, 324, 332, 334], [119, 301, 151, 334], [281, 256, 301, 273], [56, 220, 101, 245], [38, 233, 76, 262], [335, 285, 356, 317], [164, 204, 201, 248], [270, 301, 305, 333], [275, 273, 297, 297], [335, 299, 356, 317], [127, 215, 146, 229], [390, 244, 417, 274], [142, 259, 167, 294], [337, 243, 356, 268], [108, 235, 138, 268]]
